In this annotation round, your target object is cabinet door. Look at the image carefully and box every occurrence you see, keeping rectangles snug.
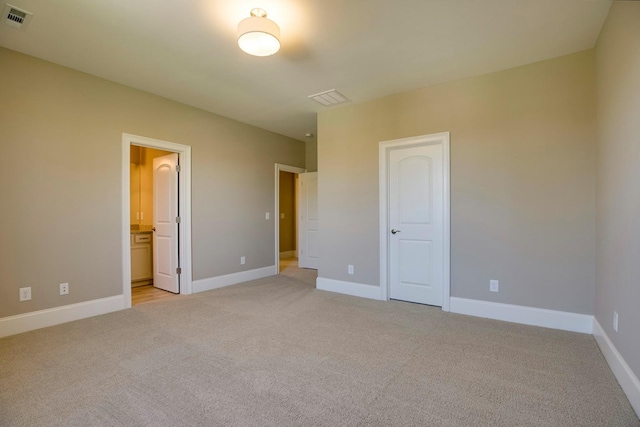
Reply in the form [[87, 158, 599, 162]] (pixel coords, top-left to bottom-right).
[[131, 243, 152, 281]]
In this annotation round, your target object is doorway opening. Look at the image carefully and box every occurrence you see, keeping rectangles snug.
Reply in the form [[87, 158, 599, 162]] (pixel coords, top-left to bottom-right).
[[129, 146, 176, 305], [122, 134, 193, 309], [278, 170, 298, 273], [274, 164, 306, 274]]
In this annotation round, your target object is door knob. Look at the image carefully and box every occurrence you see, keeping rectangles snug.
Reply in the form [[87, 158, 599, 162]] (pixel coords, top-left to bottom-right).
[[391, 229, 401, 234]]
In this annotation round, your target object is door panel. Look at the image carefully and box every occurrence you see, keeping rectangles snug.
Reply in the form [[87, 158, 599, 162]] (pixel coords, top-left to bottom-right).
[[399, 240, 431, 286], [298, 172, 318, 269], [153, 153, 180, 293], [389, 144, 443, 306]]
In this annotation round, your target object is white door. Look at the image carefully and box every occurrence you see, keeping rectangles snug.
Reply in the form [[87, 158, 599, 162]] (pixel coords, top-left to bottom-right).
[[298, 172, 318, 269], [389, 144, 444, 306], [153, 153, 180, 293]]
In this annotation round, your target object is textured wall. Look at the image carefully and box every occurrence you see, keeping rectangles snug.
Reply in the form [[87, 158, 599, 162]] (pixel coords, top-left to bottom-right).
[[306, 140, 318, 173], [279, 171, 296, 252], [0, 47, 304, 317], [318, 50, 596, 314], [595, 1, 640, 379]]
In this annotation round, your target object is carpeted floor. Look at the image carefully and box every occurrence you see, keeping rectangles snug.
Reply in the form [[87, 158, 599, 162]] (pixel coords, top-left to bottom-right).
[[1, 265, 638, 426]]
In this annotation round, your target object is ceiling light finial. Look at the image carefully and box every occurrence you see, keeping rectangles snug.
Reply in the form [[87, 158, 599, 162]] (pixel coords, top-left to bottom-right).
[[237, 8, 280, 57]]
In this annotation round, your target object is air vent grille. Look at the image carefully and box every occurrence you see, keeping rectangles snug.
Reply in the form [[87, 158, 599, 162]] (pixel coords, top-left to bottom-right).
[[308, 89, 350, 107], [3, 4, 32, 29]]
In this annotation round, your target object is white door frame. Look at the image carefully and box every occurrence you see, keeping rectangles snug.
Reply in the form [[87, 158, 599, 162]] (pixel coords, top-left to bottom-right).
[[274, 163, 306, 274], [379, 132, 451, 311], [122, 133, 193, 308]]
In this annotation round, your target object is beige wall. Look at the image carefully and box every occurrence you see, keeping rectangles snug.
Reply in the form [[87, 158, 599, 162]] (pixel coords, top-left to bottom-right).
[[318, 50, 596, 314], [305, 140, 318, 172], [130, 162, 140, 225], [0, 47, 305, 317], [279, 171, 296, 252], [595, 2, 640, 378]]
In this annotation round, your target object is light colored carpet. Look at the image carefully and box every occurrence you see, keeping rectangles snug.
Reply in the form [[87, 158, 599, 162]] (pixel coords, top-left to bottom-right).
[[1, 266, 638, 426]]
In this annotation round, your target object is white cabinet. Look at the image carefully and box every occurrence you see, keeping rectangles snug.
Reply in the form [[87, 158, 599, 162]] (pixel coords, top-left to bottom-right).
[[131, 233, 153, 286]]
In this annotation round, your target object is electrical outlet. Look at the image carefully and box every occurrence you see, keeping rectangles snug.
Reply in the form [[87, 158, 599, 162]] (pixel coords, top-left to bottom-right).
[[280, 213, 285, 219], [60, 283, 69, 295], [490, 280, 499, 293], [265, 212, 270, 220], [19, 287, 31, 302], [613, 311, 619, 332], [241, 256, 246, 265], [348, 265, 354, 275]]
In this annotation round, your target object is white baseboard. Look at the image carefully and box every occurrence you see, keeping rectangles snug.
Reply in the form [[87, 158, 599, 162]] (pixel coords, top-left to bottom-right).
[[0, 295, 125, 339], [316, 277, 383, 300], [279, 251, 296, 259], [192, 266, 276, 293], [449, 297, 594, 334], [593, 319, 640, 417]]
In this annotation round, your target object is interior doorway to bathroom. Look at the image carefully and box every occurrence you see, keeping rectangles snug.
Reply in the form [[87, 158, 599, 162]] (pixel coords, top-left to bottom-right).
[[122, 133, 193, 309], [129, 146, 177, 305]]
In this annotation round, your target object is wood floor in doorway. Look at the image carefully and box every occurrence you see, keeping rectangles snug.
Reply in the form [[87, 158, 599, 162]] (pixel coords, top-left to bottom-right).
[[279, 257, 298, 272], [131, 285, 178, 306]]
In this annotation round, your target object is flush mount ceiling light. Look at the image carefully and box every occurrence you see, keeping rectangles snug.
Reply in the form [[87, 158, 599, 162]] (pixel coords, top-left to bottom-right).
[[237, 8, 280, 57]]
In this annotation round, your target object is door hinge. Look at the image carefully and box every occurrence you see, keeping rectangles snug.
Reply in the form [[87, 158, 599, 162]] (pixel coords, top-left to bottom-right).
[[176, 216, 181, 223], [176, 267, 182, 274], [176, 164, 181, 172]]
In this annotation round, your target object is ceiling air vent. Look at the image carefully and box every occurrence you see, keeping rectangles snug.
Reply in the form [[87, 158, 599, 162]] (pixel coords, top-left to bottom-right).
[[3, 4, 32, 29], [308, 89, 350, 107]]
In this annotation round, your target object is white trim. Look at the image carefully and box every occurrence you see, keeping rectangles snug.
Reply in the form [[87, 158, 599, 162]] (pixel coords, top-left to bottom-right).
[[316, 277, 384, 301], [449, 297, 593, 334], [379, 132, 451, 311], [593, 319, 640, 417], [192, 266, 276, 293], [0, 296, 125, 338], [280, 251, 296, 259], [122, 133, 193, 307], [274, 164, 306, 275]]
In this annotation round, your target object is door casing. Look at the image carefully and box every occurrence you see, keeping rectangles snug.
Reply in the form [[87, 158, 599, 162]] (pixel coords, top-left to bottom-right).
[[379, 132, 451, 311], [122, 133, 192, 308]]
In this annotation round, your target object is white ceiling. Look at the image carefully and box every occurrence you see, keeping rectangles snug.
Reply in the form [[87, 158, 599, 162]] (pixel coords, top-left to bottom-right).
[[0, 0, 612, 142]]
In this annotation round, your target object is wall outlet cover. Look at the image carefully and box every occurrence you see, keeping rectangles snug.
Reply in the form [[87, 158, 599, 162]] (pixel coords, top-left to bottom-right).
[[19, 287, 31, 302], [490, 280, 499, 292], [60, 283, 69, 295]]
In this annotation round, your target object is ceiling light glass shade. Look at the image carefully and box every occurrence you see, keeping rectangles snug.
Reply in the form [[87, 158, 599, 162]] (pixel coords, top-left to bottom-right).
[[237, 9, 280, 57]]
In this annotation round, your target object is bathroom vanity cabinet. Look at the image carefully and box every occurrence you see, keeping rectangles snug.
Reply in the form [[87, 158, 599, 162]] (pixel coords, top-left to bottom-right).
[[131, 232, 153, 286]]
